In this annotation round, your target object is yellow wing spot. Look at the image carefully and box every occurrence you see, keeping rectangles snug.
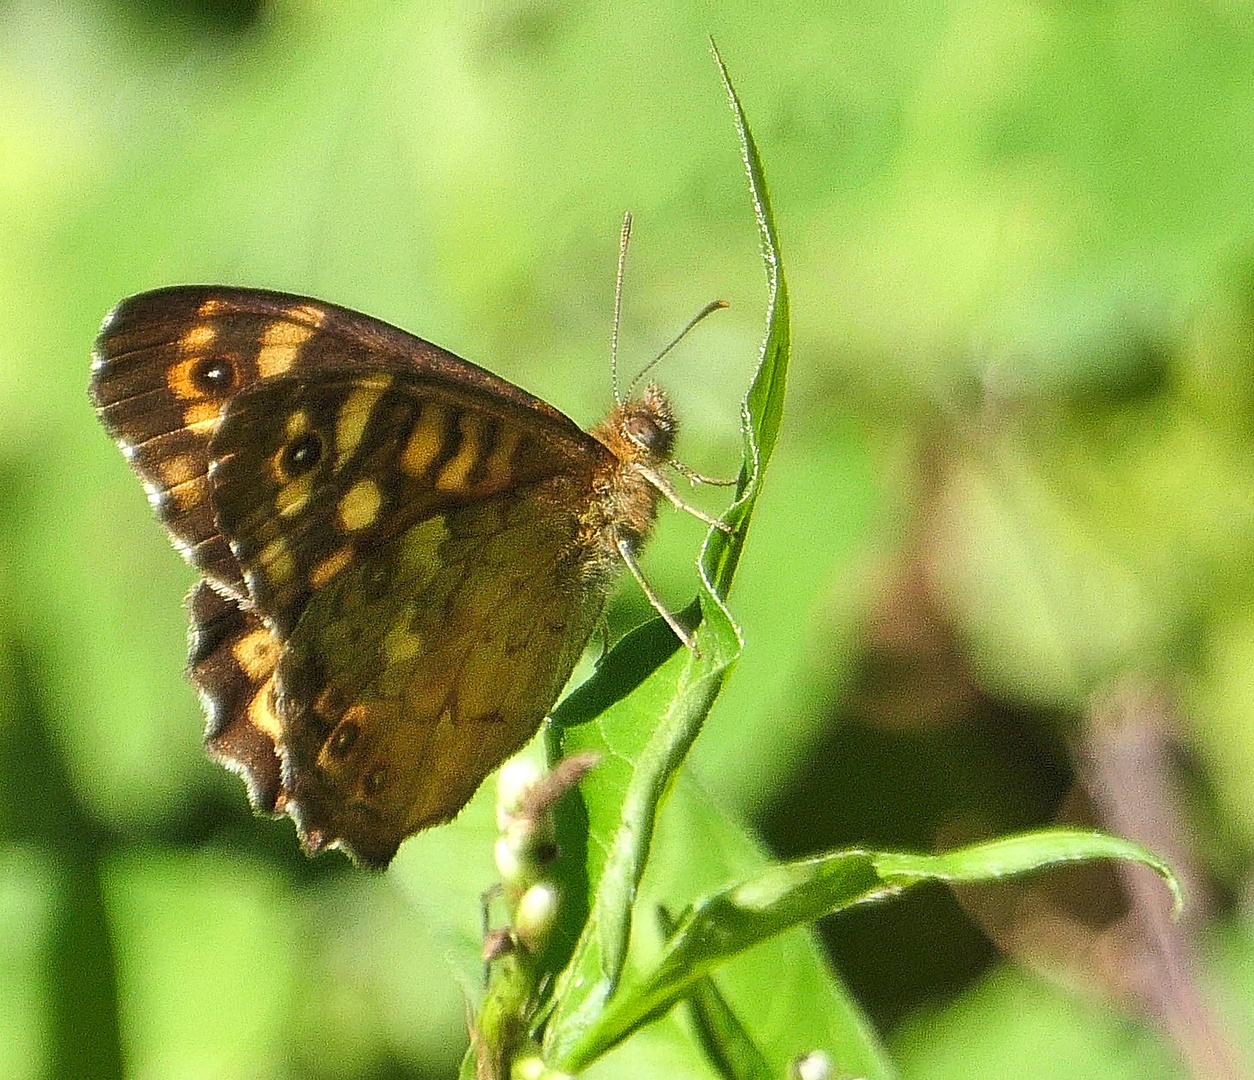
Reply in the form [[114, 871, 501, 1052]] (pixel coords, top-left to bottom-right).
[[400, 402, 445, 477], [383, 621, 423, 666], [338, 479, 382, 533], [285, 411, 311, 438], [256, 319, 315, 377], [184, 401, 221, 431], [435, 412, 481, 493], [167, 355, 206, 400], [284, 303, 328, 329], [335, 381, 389, 467], [259, 537, 295, 584], [310, 544, 354, 589], [247, 677, 281, 741], [276, 472, 314, 517], [180, 323, 216, 353], [157, 451, 200, 489], [399, 516, 449, 576], [196, 297, 227, 319], [163, 474, 210, 514], [232, 628, 280, 681], [483, 425, 521, 488]]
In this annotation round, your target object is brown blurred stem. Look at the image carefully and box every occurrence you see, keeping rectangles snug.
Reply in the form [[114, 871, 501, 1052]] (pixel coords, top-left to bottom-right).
[[1082, 677, 1246, 1080]]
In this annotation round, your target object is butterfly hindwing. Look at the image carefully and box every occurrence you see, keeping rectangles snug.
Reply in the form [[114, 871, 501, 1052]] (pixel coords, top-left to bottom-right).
[[186, 581, 284, 814], [274, 483, 605, 867]]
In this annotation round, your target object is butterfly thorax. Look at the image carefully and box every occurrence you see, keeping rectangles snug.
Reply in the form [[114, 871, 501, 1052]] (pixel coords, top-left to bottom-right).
[[582, 383, 675, 573]]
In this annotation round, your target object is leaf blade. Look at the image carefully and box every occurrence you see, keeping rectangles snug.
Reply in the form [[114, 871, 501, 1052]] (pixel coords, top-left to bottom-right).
[[560, 828, 1180, 1068], [543, 41, 797, 1066]]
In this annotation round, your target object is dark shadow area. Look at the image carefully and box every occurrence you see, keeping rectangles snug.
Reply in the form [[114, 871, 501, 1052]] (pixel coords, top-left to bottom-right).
[[1, 639, 125, 1080], [109, 0, 266, 36], [758, 581, 1076, 1031]]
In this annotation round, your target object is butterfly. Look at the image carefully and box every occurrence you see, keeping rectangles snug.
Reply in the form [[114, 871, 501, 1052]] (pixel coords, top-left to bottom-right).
[[90, 281, 724, 867]]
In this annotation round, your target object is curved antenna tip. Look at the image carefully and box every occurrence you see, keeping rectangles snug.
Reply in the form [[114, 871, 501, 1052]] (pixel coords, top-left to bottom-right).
[[628, 298, 730, 395]]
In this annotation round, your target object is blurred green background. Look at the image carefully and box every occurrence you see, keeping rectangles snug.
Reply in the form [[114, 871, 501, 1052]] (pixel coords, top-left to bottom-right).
[[3, 0, 1254, 1077]]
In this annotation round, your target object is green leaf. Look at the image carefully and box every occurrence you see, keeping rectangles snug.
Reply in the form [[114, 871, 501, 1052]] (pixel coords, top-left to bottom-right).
[[871, 827, 1183, 916], [701, 38, 791, 605], [658, 906, 775, 1080], [574, 774, 894, 1079], [541, 42, 794, 1065], [558, 828, 1179, 1067]]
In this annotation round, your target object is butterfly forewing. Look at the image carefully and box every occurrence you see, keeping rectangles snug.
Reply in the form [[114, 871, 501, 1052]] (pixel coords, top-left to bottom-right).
[[89, 285, 579, 598], [206, 367, 605, 635]]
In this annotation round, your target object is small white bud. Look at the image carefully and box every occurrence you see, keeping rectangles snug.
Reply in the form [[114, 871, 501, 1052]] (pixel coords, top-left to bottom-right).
[[513, 1056, 573, 1080], [513, 1055, 545, 1080], [514, 1053, 544, 1078], [794, 1050, 834, 1080], [513, 882, 559, 953], [497, 757, 544, 828], [494, 835, 524, 885]]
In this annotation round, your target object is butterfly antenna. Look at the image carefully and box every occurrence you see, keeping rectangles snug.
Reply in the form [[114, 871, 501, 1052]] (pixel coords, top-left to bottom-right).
[[627, 299, 729, 396], [611, 211, 632, 407]]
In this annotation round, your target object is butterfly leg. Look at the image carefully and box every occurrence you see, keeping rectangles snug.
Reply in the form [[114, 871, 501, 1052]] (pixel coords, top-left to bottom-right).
[[669, 458, 740, 488], [616, 538, 698, 652], [593, 615, 612, 661], [480, 883, 507, 985], [639, 465, 733, 534]]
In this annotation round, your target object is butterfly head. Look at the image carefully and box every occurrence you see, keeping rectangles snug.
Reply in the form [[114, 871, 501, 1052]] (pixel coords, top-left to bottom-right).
[[595, 382, 676, 469], [622, 383, 676, 460]]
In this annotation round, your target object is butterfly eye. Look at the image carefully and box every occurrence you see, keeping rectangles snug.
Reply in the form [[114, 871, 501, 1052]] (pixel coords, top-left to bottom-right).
[[625, 410, 674, 457], [280, 431, 324, 475], [190, 357, 235, 396], [328, 721, 359, 757]]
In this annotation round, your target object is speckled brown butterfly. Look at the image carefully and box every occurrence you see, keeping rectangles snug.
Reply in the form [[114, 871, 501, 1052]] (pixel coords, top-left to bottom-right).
[[90, 232, 727, 867]]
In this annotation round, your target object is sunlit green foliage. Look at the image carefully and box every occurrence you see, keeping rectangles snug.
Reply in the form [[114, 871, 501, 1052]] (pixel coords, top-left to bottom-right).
[[3, 2, 1254, 1078]]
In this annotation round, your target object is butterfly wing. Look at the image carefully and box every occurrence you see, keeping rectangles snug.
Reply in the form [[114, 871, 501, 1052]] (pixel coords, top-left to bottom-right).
[[207, 369, 614, 865], [186, 581, 284, 814], [277, 487, 605, 866], [206, 367, 606, 634], [90, 286, 578, 597], [93, 287, 622, 863]]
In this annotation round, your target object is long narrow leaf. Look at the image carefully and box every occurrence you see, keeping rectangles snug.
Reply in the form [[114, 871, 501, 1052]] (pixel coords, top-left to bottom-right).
[[543, 42, 794, 1065], [558, 828, 1180, 1068]]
